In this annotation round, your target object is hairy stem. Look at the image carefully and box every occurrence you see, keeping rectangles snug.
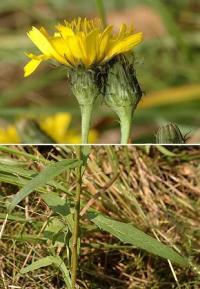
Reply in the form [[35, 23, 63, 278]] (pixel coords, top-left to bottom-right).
[[117, 106, 133, 144], [80, 104, 93, 144], [71, 146, 82, 288]]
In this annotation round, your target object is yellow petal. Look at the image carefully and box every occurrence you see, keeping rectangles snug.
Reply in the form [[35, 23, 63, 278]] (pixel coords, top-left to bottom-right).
[[55, 26, 86, 65], [24, 58, 43, 77], [55, 24, 74, 38], [27, 27, 66, 64], [98, 25, 113, 61], [117, 23, 127, 40], [67, 36, 84, 65], [27, 27, 54, 56], [39, 113, 72, 142], [105, 32, 143, 61], [77, 32, 88, 64], [50, 37, 72, 66], [85, 29, 99, 66]]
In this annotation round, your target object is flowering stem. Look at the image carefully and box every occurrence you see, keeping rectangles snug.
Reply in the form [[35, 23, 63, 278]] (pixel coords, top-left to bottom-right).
[[95, 0, 107, 27], [80, 104, 93, 144], [71, 146, 82, 289], [116, 106, 133, 144]]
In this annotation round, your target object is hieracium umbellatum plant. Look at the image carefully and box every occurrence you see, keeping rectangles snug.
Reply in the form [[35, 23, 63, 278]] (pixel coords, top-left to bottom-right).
[[24, 18, 143, 143], [6, 147, 190, 289]]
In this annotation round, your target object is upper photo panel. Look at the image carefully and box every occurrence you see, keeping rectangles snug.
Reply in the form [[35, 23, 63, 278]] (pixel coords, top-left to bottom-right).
[[0, 0, 199, 144]]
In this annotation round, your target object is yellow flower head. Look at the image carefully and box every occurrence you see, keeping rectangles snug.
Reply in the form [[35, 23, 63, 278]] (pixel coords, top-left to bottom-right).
[[0, 126, 20, 144], [24, 18, 143, 77]]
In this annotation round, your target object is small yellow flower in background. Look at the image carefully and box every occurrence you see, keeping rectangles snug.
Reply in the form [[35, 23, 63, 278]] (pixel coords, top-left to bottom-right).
[[39, 113, 72, 141], [0, 126, 20, 144], [24, 17, 143, 76], [39, 113, 98, 144], [0, 113, 97, 144]]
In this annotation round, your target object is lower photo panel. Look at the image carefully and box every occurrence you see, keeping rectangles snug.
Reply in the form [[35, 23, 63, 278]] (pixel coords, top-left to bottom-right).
[[0, 145, 199, 289]]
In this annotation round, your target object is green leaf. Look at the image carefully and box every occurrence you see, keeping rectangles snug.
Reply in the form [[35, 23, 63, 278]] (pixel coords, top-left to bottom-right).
[[41, 192, 70, 217], [19, 256, 72, 288], [8, 159, 82, 213], [88, 213, 188, 267], [41, 192, 73, 232], [44, 217, 67, 245]]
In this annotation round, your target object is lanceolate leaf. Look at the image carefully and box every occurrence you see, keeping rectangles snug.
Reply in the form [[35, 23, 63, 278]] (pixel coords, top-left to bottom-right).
[[8, 159, 82, 213], [88, 213, 187, 267], [41, 192, 73, 232], [20, 256, 72, 288]]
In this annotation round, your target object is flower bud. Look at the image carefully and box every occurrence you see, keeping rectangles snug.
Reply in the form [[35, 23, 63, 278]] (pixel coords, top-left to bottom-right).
[[104, 54, 142, 109], [70, 67, 100, 106], [156, 123, 185, 144], [103, 54, 142, 143], [70, 67, 101, 143]]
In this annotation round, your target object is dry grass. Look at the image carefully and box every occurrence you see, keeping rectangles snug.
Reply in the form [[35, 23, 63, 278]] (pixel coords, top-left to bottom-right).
[[0, 145, 200, 288]]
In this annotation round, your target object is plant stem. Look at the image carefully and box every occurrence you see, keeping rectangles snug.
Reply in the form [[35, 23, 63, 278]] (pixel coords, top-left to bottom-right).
[[116, 106, 133, 144], [71, 146, 82, 289], [95, 0, 107, 27], [80, 104, 93, 144]]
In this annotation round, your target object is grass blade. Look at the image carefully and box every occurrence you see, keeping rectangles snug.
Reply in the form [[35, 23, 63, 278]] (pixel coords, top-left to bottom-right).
[[8, 159, 82, 213], [19, 256, 72, 288]]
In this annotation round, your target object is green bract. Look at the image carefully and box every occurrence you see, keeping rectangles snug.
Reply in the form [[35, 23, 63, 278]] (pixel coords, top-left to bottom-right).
[[104, 54, 142, 143]]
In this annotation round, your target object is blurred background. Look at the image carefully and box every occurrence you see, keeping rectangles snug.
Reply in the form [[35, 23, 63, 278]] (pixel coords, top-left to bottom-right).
[[0, 0, 200, 143]]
